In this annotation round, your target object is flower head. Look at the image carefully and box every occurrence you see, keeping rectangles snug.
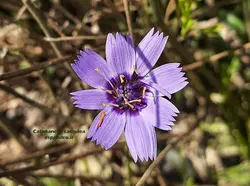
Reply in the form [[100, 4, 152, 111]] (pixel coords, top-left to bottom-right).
[[71, 28, 188, 162]]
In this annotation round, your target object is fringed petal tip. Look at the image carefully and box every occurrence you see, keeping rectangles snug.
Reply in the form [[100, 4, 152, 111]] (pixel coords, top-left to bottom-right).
[[129, 146, 157, 163], [71, 48, 112, 88], [88, 137, 112, 151], [143, 62, 188, 95], [140, 97, 179, 131], [78, 48, 93, 56], [105, 30, 135, 76], [70, 89, 109, 110], [135, 28, 169, 76], [125, 114, 157, 163], [70, 91, 78, 96]]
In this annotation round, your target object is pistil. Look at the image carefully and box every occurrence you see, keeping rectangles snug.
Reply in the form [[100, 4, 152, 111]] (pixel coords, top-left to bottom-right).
[[122, 95, 135, 109]]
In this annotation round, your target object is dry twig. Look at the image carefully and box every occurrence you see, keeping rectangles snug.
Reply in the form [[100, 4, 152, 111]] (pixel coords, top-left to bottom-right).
[[0, 143, 124, 176], [135, 124, 198, 186], [0, 83, 55, 115], [183, 42, 250, 71], [123, 0, 134, 41], [0, 55, 73, 81], [22, 0, 82, 89], [44, 35, 107, 42], [0, 143, 73, 166]]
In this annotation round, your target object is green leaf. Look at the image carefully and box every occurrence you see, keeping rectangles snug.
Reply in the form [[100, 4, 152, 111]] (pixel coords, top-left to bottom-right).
[[40, 178, 61, 186], [178, 0, 195, 36], [219, 162, 250, 186], [226, 14, 246, 34]]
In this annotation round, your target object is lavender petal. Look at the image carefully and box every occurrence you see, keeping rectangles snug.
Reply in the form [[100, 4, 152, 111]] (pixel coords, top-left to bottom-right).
[[144, 63, 188, 94], [136, 29, 168, 76], [106, 33, 135, 76], [140, 97, 179, 131], [71, 48, 111, 89], [141, 79, 171, 98], [125, 114, 157, 162], [70, 89, 109, 110], [88, 108, 126, 150]]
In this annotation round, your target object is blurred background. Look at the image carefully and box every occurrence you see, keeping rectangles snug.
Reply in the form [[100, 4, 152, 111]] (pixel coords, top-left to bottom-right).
[[0, 0, 250, 186]]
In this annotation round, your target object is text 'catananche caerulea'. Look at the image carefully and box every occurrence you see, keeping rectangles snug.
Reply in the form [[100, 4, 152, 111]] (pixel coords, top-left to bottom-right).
[[70, 28, 188, 162]]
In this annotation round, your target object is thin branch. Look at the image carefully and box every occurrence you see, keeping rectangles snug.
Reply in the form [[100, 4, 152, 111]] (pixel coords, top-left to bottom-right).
[[0, 163, 42, 186], [155, 167, 167, 186], [0, 143, 73, 166], [22, 0, 82, 89], [135, 124, 198, 186], [123, 0, 134, 41], [0, 83, 87, 150], [0, 83, 55, 115], [22, 0, 61, 57], [149, 0, 206, 94], [183, 42, 250, 71], [0, 143, 124, 176], [164, 0, 176, 24], [0, 83, 81, 133], [44, 35, 107, 42], [30, 173, 106, 183], [15, 4, 27, 20], [149, 0, 194, 64], [20, 53, 60, 107], [0, 55, 73, 81], [191, 0, 241, 18], [44, 29, 145, 43], [55, 4, 81, 26], [6, 174, 38, 186], [55, 4, 91, 33], [0, 121, 27, 151]]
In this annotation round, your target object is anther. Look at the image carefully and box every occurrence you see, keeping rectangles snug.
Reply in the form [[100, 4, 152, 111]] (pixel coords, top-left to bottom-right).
[[100, 88, 113, 94], [128, 99, 142, 103], [95, 68, 101, 73], [142, 87, 146, 98], [103, 103, 119, 107], [97, 112, 106, 128], [119, 75, 125, 83]]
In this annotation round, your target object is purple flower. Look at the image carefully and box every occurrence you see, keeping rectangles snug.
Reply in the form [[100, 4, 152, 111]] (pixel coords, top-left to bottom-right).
[[71, 28, 188, 162]]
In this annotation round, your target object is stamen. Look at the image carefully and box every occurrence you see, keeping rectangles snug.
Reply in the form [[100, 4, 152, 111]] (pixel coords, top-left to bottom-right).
[[97, 112, 106, 128], [119, 75, 125, 83], [133, 65, 139, 74], [100, 88, 113, 94], [103, 103, 119, 107], [128, 99, 141, 103], [95, 68, 114, 88], [121, 95, 135, 109], [142, 87, 146, 98]]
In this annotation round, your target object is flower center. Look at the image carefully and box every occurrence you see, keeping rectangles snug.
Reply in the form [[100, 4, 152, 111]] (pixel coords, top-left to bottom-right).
[[106, 74, 148, 114]]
